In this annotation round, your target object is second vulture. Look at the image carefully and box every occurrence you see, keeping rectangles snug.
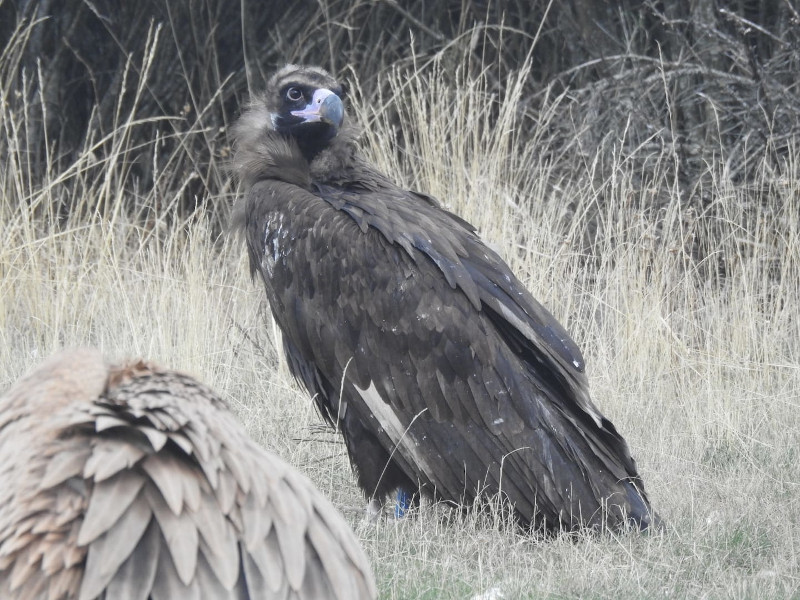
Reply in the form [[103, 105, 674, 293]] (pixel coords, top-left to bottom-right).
[[233, 64, 658, 532], [0, 348, 376, 599]]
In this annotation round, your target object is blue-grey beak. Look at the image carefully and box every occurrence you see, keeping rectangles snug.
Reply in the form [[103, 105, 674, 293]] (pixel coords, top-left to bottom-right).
[[290, 88, 344, 129]]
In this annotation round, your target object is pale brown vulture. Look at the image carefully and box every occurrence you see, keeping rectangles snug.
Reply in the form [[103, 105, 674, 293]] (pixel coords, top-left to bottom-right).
[[0, 348, 377, 599], [232, 64, 659, 532]]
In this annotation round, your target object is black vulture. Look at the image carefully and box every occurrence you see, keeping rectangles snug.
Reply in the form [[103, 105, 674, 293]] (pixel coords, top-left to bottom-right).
[[232, 64, 658, 532], [0, 348, 377, 599]]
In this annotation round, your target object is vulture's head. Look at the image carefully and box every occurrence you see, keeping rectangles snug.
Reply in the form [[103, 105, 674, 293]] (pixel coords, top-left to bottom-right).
[[267, 65, 346, 152], [233, 64, 353, 189]]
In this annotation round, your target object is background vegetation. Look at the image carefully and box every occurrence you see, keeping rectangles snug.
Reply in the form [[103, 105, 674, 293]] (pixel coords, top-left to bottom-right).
[[1, 0, 798, 597]]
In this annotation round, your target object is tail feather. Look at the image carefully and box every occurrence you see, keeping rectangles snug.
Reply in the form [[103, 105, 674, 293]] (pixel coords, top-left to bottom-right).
[[624, 480, 662, 531]]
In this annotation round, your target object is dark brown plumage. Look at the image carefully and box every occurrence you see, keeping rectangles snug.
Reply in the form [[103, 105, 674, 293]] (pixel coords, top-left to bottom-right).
[[0, 348, 377, 600], [233, 64, 658, 532]]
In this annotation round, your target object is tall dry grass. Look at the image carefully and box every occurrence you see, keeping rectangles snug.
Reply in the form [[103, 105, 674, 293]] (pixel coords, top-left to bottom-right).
[[2, 27, 799, 599]]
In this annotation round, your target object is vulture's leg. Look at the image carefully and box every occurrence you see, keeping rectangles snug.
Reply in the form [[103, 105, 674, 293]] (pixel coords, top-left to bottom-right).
[[394, 487, 420, 518], [341, 410, 416, 518]]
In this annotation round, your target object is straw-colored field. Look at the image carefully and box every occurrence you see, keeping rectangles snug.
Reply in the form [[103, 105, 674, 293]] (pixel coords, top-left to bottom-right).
[[2, 48, 798, 598]]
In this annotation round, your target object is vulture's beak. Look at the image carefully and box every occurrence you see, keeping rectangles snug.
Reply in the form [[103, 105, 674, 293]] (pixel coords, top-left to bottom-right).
[[291, 89, 344, 129]]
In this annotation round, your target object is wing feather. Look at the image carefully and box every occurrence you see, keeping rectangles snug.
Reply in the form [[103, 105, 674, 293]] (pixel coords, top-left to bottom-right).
[[241, 540, 283, 595], [103, 517, 161, 600], [83, 438, 147, 482], [76, 470, 146, 545], [246, 526, 287, 593], [240, 488, 274, 552], [149, 539, 201, 600], [78, 488, 153, 600], [268, 479, 308, 591], [38, 445, 92, 490], [141, 453, 188, 515], [196, 527, 240, 591], [305, 511, 363, 600], [143, 482, 198, 586], [192, 550, 244, 600]]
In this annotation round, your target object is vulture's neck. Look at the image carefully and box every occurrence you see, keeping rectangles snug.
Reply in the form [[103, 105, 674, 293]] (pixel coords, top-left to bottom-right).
[[235, 119, 394, 193], [309, 128, 397, 192], [234, 130, 310, 190], [309, 126, 363, 184]]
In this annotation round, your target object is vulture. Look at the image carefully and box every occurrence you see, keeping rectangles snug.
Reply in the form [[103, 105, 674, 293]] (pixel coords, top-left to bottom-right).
[[233, 64, 658, 532], [0, 348, 377, 600]]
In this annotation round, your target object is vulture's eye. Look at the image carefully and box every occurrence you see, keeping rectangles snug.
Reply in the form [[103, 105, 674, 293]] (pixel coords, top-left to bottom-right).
[[285, 87, 304, 102]]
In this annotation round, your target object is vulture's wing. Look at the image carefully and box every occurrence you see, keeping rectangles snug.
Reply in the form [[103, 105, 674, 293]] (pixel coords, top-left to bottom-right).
[[0, 348, 376, 600], [244, 179, 650, 529]]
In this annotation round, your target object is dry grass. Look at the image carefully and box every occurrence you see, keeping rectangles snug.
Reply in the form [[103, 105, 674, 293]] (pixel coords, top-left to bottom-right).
[[2, 34, 799, 600]]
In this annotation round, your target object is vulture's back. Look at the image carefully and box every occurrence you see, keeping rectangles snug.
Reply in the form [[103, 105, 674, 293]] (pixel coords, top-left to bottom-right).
[[0, 348, 376, 600]]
